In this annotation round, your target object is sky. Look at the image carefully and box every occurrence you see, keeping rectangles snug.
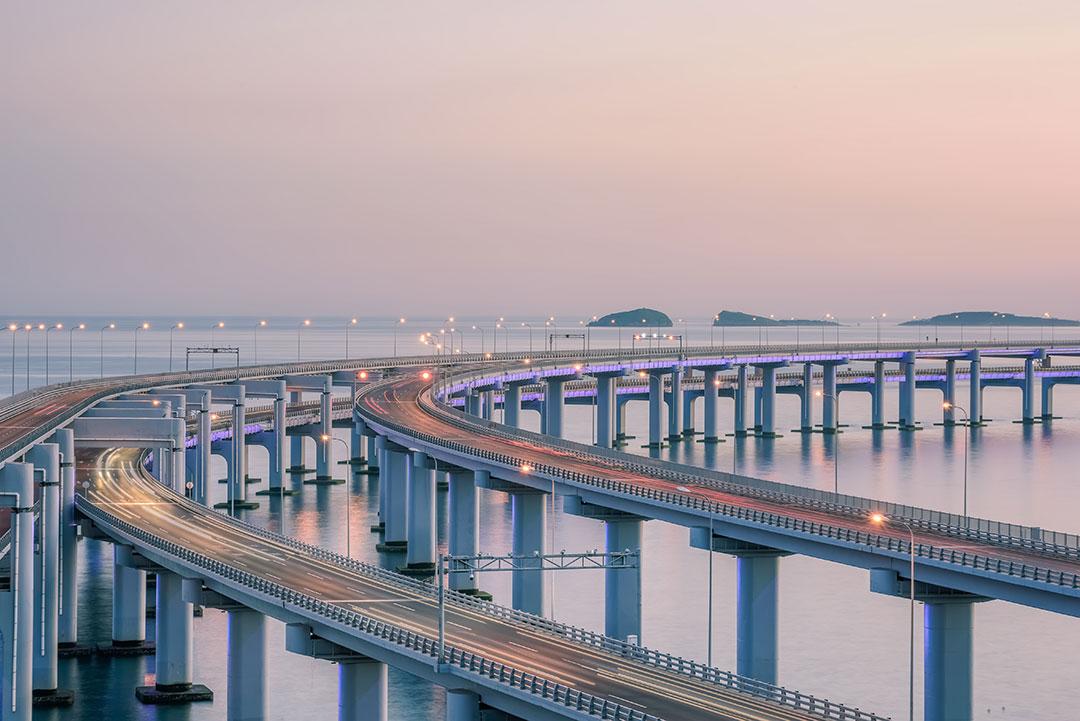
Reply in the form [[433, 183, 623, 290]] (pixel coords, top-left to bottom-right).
[[3, 2, 1079, 320]]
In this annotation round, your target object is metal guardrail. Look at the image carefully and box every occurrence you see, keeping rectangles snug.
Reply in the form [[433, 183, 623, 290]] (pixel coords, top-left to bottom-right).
[[77, 481, 889, 721]]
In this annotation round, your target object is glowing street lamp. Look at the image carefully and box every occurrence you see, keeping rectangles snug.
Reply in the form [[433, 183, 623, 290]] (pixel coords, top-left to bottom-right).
[[133, 322, 150, 374], [321, 434, 352, 557], [471, 325, 485, 355], [169, 322, 184, 372], [25, 324, 37, 390], [394, 317, 406, 357], [869, 512, 916, 721], [209, 321, 225, 368], [676, 484, 715, 668], [67, 323, 86, 382], [8, 323, 18, 395], [816, 390, 840, 493], [253, 320, 267, 364], [99, 323, 116, 378], [344, 317, 358, 358], [943, 402, 971, 519], [43, 323, 63, 385], [521, 322, 534, 354], [297, 319, 311, 361]]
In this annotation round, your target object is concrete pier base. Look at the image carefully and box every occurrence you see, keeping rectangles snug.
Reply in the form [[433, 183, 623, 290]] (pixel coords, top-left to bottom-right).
[[137, 572, 212, 704], [338, 659, 388, 721], [228, 608, 267, 721], [924, 601, 974, 721], [446, 689, 481, 721], [375, 447, 408, 553], [736, 553, 783, 685]]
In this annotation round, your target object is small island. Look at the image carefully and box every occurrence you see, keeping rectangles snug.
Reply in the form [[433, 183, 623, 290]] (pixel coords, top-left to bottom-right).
[[900, 311, 1079, 327], [588, 307, 673, 327], [713, 310, 839, 327]]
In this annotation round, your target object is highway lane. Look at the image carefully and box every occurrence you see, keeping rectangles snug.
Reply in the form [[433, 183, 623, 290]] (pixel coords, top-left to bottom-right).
[[79, 446, 827, 721], [359, 375, 1080, 580]]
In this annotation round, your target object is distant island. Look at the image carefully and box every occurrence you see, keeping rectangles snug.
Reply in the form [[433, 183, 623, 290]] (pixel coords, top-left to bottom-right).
[[900, 311, 1079, 327], [713, 310, 839, 327], [588, 307, 672, 327]]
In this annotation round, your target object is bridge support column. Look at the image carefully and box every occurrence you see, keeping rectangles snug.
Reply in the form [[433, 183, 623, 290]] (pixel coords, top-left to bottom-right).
[[0, 462, 35, 721], [647, 371, 665, 448], [137, 572, 210, 703], [366, 435, 379, 474], [615, 397, 629, 446], [376, 444, 408, 552], [315, 390, 334, 480], [798, 364, 813, 432], [287, 392, 312, 474], [1022, 357, 1036, 423], [481, 390, 494, 420], [682, 386, 696, 438], [111, 546, 149, 652], [448, 471, 481, 594], [269, 396, 286, 489], [755, 364, 784, 438], [703, 368, 720, 442], [821, 363, 838, 432], [733, 365, 748, 436], [51, 428, 81, 652], [227, 608, 267, 721], [511, 490, 549, 617], [924, 600, 973, 721], [752, 386, 762, 434], [403, 452, 436, 573], [736, 552, 784, 685], [1041, 378, 1055, 421], [196, 406, 212, 504], [350, 415, 366, 469], [969, 353, 982, 426], [503, 383, 522, 428], [871, 361, 887, 429], [595, 375, 615, 448], [899, 353, 917, 430], [667, 367, 682, 442], [606, 519, 642, 643], [338, 659, 387, 721], [544, 378, 565, 438], [27, 443, 69, 704], [446, 689, 480, 721], [943, 360, 957, 425]]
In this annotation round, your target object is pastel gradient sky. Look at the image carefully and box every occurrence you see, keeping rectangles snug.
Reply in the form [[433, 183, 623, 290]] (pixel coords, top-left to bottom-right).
[[3, 3, 1079, 318]]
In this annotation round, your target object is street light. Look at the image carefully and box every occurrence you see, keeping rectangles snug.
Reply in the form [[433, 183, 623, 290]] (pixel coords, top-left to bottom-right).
[[471, 325, 485, 355], [872, 313, 887, 348], [345, 317, 358, 358], [133, 322, 150, 374], [169, 322, 184, 372], [394, 317, 406, 357], [68, 323, 86, 382], [44, 323, 63, 385], [816, 391, 840, 493], [297, 319, 311, 361], [210, 321, 225, 368], [253, 320, 267, 364], [99, 323, 116, 378], [869, 512, 916, 721], [25, 324, 38, 390], [521, 322, 534, 353], [8, 323, 18, 395], [675, 484, 715, 668], [943, 402, 971, 519], [322, 433, 351, 557]]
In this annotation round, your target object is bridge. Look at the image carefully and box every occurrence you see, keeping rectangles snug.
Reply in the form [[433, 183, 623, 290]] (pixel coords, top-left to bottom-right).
[[0, 338, 1077, 721]]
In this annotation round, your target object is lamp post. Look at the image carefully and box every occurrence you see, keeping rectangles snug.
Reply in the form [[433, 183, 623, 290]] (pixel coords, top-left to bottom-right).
[[521, 323, 534, 354], [471, 325, 485, 356], [169, 322, 184, 372], [253, 320, 267, 364], [943, 402, 971, 519], [7, 323, 17, 395], [26, 324, 38, 390], [872, 313, 886, 349], [68, 323, 86, 382], [345, 317, 358, 358], [322, 434, 351, 557], [133, 322, 150, 374], [548, 317, 557, 351], [99, 323, 116, 378], [817, 391, 840, 493], [297, 319, 311, 362], [869, 512, 915, 721], [45, 323, 63, 385], [394, 318, 406, 357], [675, 484, 715, 668]]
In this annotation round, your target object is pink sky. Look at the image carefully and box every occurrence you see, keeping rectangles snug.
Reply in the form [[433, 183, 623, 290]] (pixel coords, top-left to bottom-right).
[[3, 2, 1079, 318]]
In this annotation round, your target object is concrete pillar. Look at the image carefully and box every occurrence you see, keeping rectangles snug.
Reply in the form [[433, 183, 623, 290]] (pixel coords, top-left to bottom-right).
[[197, 407, 212, 504], [1022, 357, 1035, 423], [752, 386, 762, 433], [446, 689, 480, 721], [288, 391, 308, 473], [667, 367, 682, 442], [0, 462, 35, 721], [51, 428, 78, 649], [366, 435, 379, 474], [943, 359, 957, 425], [448, 471, 480, 593], [605, 519, 642, 643], [615, 397, 629, 445], [227, 608, 267, 721], [759, 366, 777, 437], [503, 383, 521, 427], [112, 546, 146, 647], [969, 353, 982, 425], [229, 401, 248, 503], [822, 364, 838, 433], [871, 361, 886, 429], [481, 390, 494, 420], [736, 554, 781, 685], [703, 368, 720, 442], [544, 378, 565, 438], [734, 365, 748, 436], [1041, 378, 1055, 420], [316, 390, 333, 480], [595, 376, 615, 448], [338, 659, 387, 721], [899, 353, 917, 429], [924, 601, 974, 721], [405, 452, 436, 571], [511, 491, 549, 617], [27, 443, 60, 694], [380, 449, 408, 551], [154, 571, 194, 690], [799, 364, 813, 431], [350, 415, 366, 468], [269, 397, 286, 490], [647, 371, 664, 448], [682, 387, 696, 438]]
